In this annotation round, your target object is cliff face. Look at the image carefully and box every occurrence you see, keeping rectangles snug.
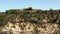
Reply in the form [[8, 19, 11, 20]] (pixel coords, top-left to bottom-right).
[[1, 21, 59, 34], [0, 7, 60, 34]]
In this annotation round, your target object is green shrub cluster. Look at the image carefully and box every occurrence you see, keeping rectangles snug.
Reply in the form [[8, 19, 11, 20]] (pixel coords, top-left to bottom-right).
[[0, 8, 60, 27]]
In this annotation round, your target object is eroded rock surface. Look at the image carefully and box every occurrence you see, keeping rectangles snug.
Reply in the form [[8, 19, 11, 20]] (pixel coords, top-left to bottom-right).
[[0, 21, 59, 34]]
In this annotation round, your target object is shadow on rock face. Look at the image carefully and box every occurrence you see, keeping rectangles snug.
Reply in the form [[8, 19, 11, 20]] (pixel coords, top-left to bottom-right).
[[0, 31, 13, 34]]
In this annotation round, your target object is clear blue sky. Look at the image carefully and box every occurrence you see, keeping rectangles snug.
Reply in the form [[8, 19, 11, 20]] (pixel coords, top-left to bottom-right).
[[0, 0, 60, 12]]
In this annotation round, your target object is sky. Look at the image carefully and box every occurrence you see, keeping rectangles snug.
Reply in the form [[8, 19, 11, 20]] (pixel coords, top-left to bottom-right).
[[0, 0, 60, 12]]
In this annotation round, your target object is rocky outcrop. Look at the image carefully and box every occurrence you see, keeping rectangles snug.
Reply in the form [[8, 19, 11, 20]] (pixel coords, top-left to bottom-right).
[[0, 21, 59, 34]]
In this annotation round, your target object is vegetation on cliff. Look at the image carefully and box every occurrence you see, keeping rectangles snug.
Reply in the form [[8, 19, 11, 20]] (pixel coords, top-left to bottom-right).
[[0, 7, 60, 34]]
